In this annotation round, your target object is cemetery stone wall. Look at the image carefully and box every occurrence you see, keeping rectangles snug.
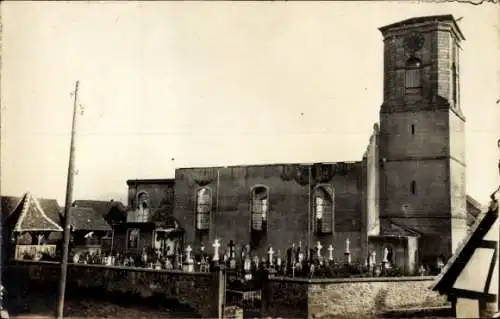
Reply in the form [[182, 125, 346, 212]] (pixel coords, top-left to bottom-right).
[[6, 260, 223, 318], [262, 276, 449, 319]]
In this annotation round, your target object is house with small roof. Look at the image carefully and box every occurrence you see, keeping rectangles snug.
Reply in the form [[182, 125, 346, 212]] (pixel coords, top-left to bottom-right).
[[72, 199, 127, 226], [64, 206, 112, 258], [72, 199, 127, 252], [1, 192, 63, 261], [1, 192, 115, 263], [430, 197, 500, 318]]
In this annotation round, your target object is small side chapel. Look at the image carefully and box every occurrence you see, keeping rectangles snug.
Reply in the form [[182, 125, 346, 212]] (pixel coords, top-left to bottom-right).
[[112, 179, 184, 259]]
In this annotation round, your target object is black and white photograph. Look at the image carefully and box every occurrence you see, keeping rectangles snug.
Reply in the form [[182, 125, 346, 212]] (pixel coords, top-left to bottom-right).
[[1, 1, 499, 318]]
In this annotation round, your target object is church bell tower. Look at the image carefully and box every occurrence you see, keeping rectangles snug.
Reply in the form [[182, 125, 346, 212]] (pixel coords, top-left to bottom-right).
[[378, 15, 467, 261]]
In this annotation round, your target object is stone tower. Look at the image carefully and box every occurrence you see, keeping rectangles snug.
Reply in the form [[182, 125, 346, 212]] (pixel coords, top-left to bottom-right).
[[378, 15, 467, 261]]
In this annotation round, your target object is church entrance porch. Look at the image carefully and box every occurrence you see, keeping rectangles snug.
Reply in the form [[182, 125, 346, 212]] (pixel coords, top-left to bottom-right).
[[368, 235, 419, 275]]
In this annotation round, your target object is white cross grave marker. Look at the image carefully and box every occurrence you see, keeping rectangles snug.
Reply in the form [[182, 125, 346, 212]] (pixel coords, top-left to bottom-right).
[[212, 239, 221, 261], [268, 246, 275, 266], [185, 245, 193, 262], [328, 244, 334, 261], [345, 238, 350, 253], [316, 241, 323, 258]]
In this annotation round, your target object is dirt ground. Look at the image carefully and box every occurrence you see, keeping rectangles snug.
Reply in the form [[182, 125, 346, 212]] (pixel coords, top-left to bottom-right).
[[4, 286, 201, 319]]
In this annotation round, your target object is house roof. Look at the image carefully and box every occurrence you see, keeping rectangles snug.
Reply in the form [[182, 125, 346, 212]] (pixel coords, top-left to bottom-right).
[[63, 206, 112, 232], [430, 198, 499, 296], [73, 199, 127, 217], [2, 193, 63, 232]]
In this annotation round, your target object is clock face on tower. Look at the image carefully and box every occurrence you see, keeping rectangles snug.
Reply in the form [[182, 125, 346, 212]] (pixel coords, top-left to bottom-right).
[[403, 32, 424, 52]]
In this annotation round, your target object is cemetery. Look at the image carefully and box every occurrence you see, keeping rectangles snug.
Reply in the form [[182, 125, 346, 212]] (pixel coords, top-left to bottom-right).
[[5, 235, 450, 318]]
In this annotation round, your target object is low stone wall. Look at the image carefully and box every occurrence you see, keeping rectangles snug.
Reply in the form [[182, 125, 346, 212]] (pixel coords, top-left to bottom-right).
[[6, 260, 223, 318], [262, 276, 449, 319]]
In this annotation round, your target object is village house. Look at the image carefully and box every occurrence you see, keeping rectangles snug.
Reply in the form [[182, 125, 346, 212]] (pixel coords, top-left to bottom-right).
[[1, 193, 114, 262], [1, 193, 63, 262], [72, 199, 128, 252], [125, 15, 484, 275], [66, 206, 112, 259]]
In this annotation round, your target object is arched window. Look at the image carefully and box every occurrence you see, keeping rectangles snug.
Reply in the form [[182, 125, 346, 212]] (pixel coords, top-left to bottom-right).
[[136, 192, 150, 222], [405, 57, 422, 95], [313, 186, 334, 234], [127, 228, 140, 249], [251, 186, 269, 231], [196, 188, 211, 231], [410, 181, 417, 195]]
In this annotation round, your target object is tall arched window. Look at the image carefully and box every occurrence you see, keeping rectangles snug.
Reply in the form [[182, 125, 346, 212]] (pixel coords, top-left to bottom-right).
[[250, 186, 269, 231], [313, 186, 334, 234], [136, 192, 149, 222], [196, 188, 211, 230], [405, 57, 422, 95]]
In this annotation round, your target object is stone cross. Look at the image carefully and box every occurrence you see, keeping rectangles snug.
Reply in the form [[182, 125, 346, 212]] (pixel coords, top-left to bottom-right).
[[383, 247, 389, 263], [184, 245, 194, 272], [268, 246, 275, 266], [244, 255, 252, 271], [212, 239, 221, 261], [185, 245, 193, 262], [328, 244, 334, 261], [345, 238, 350, 253], [316, 241, 323, 258]]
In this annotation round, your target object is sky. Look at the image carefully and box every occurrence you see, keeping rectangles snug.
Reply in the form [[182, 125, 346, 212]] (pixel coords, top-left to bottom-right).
[[1, 1, 499, 206]]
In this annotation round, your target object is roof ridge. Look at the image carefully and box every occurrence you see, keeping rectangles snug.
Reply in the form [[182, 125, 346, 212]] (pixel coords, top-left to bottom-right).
[[14, 192, 63, 232]]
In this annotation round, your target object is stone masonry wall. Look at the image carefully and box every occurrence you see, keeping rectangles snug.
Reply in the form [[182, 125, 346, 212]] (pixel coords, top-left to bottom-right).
[[173, 164, 364, 261], [263, 276, 448, 319], [8, 260, 221, 318]]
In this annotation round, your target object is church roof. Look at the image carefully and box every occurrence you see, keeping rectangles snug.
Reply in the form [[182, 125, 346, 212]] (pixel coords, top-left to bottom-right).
[[176, 161, 362, 171], [430, 198, 499, 297], [378, 221, 422, 238], [126, 179, 175, 186], [379, 14, 465, 40], [2, 193, 63, 232]]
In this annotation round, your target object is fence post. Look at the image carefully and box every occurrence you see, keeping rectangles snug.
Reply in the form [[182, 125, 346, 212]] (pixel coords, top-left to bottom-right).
[[215, 264, 226, 319]]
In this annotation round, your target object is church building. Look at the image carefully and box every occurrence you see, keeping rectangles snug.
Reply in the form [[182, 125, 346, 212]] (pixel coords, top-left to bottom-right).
[[125, 15, 482, 274]]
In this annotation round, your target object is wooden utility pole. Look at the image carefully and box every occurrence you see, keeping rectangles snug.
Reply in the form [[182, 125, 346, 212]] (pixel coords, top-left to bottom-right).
[[56, 81, 80, 319], [307, 165, 312, 261]]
